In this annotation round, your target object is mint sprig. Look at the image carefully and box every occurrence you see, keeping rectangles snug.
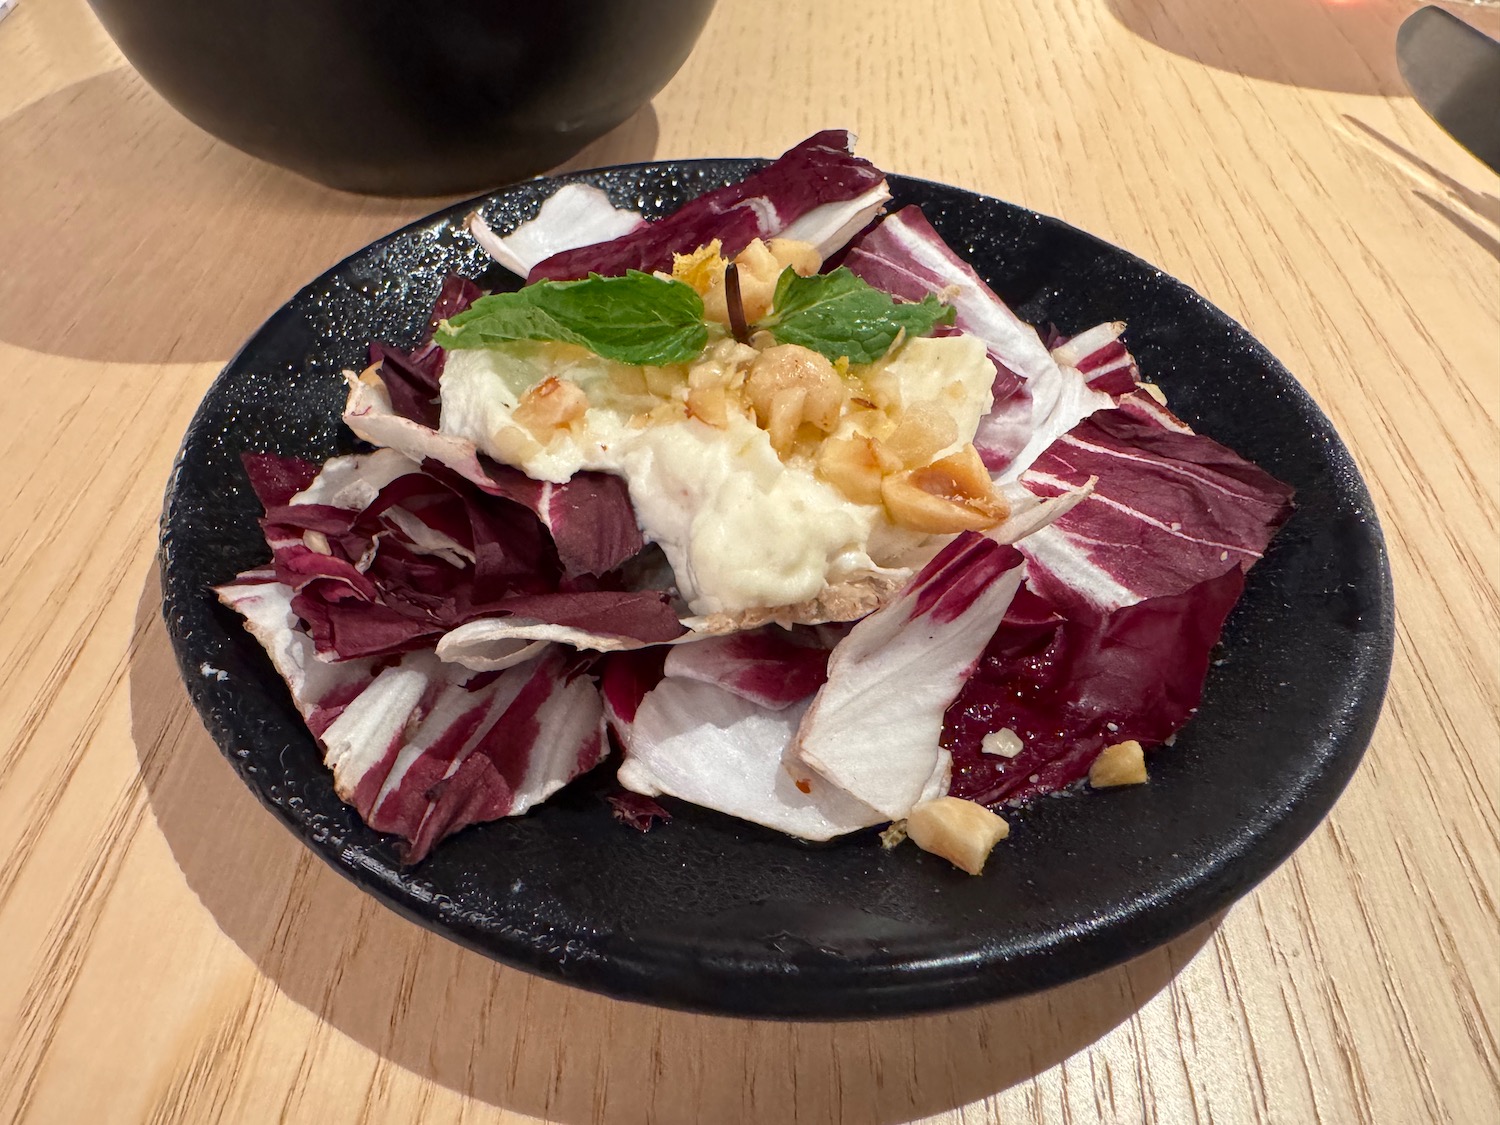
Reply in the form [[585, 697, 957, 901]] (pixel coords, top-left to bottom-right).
[[435, 264, 953, 370], [437, 271, 708, 366], [756, 267, 955, 364]]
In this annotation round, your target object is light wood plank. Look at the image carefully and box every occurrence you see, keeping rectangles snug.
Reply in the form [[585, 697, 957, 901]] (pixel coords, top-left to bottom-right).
[[1, 0, 1495, 1121]]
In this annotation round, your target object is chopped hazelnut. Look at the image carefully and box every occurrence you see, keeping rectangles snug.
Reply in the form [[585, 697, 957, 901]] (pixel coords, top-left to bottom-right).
[[981, 728, 1023, 758], [881, 445, 1010, 533], [686, 383, 730, 428], [816, 433, 900, 505], [1089, 740, 1148, 788], [766, 237, 822, 278], [642, 365, 683, 399], [745, 344, 846, 454], [700, 238, 820, 325], [490, 422, 542, 463], [883, 402, 959, 467], [513, 376, 588, 438], [905, 797, 1010, 875]]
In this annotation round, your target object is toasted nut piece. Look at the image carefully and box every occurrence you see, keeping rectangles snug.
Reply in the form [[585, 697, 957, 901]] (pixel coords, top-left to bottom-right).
[[702, 237, 824, 324], [607, 364, 651, 398], [687, 358, 729, 391], [880, 820, 909, 849], [303, 530, 332, 556], [642, 365, 684, 399], [490, 421, 543, 462], [980, 728, 1023, 758], [882, 473, 1008, 534], [906, 797, 1010, 875], [701, 239, 772, 324], [767, 237, 822, 278], [513, 376, 589, 439], [746, 344, 846, 443], [739, 237, 821, 320], [884, 402, 959, 467], [910, 444, 994, 499], [730, 239, 782, 323], [687, 338, 757, 399], [817, 434, 899, 505], [1089, 740, 1148, 788], [765, 386, 808, 453], [881, 444, 1010, 532], [647, 399, 688, 426], [686, 383, 730, 429]]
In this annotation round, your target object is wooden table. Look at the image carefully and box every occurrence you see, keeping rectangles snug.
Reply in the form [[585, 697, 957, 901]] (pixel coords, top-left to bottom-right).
[[3, 0, 1496, 1120]]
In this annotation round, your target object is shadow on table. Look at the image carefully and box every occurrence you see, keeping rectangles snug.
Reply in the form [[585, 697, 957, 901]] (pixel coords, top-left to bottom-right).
[[1413, 193, 1500, 261], [1105, 0, 1500, 97], [129, 568, 1218, 1124], [0, 67, 658, 367], [1340, 114, 1500, 262]]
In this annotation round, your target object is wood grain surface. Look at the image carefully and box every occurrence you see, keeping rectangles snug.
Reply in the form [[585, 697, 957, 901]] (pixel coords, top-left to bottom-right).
[[2, 0, 1496, 1121]]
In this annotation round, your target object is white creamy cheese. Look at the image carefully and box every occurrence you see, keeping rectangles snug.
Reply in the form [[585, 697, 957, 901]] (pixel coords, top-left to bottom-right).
[[439, 335, 995, 616]]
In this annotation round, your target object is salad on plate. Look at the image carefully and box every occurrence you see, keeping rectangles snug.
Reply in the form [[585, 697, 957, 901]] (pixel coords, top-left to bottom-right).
[[215, 131, 1294, 874]]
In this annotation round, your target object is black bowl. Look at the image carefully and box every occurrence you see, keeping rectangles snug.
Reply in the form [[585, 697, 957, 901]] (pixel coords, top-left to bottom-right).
[[159, 162, 1394, 1018], [87, 0, 717, 195]]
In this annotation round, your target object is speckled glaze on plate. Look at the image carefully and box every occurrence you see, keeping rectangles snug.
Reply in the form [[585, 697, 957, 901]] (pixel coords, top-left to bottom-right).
[[158, 163, 1394, 1019]]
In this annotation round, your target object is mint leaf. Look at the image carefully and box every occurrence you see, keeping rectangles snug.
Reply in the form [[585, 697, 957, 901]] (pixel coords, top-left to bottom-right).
[[437, 271, 708, 366], [758, 267, 955, 364]]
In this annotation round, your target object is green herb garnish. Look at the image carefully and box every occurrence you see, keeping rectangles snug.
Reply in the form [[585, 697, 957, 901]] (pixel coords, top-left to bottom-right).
[[436, 264, 954, 369], [755, 267, 955, 364], [437, 271, 709, 366]]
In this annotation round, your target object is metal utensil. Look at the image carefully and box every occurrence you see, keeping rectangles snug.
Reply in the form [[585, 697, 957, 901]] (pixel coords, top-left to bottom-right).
[[1397, 6, 1500, 174]]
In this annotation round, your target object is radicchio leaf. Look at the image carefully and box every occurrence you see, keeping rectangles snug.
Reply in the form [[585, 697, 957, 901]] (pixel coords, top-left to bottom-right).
[[598, 646, 671, 730], [427, 273, 485, 331], [365, 274, 483, 428], [600, 645, 861, 839], [661, 626, 831, 710], [467, 590, 685, 646], [1113, 387, 1193, 434], [616, 678, 884, 841], [1050, 321, 1140, 395], [607, 790, 672, 832], [528, 130, 888, 282], [371, 342, 444, 429], [342, 376, 646, 578], [215, 579, 606, 863], [243, 452, 322, 509], [944, 569, 1246, 805], [1016, 409, 1295, 612], [469, 186, 647, 278], [537, 471, 647, 580], [243, 448, 671, 664], [792, 534, 1025, 820]]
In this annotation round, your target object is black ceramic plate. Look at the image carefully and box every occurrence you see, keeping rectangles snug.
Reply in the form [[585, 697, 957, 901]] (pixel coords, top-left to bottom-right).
[[160, 162, 1393, 1019]]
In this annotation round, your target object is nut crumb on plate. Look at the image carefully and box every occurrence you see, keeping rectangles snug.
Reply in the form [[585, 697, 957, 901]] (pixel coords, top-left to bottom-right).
[[905, 796, 1010, 874], [1089, 740, 1148, 788]]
